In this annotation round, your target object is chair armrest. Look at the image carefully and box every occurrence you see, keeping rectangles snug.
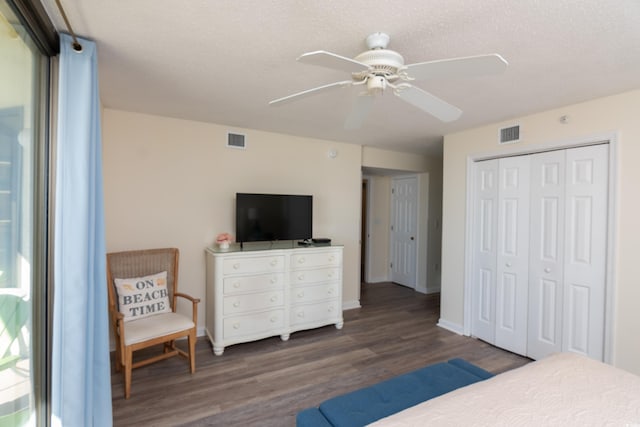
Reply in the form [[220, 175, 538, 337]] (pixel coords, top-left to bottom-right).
[[174, 292, 200, 324], [175, 292, 200, 304]]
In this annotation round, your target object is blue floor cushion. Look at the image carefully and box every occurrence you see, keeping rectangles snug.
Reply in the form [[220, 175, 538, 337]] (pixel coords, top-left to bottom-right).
[[297, 358, 493, 427]]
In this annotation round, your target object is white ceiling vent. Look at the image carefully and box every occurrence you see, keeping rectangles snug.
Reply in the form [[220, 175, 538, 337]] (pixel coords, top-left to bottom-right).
[[499, 125, 520, 144], [227, 132, 246, 149]]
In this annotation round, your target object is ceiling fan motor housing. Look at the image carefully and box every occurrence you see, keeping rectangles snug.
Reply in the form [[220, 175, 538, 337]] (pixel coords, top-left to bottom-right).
[[354, 49, 405, 82]]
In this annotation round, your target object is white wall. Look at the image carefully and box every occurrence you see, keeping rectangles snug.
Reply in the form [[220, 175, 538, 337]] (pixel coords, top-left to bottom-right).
[[424, 156, 443, 293], [103, 109, 363, 332], [441, 89, 640, 375], [362, 146, 430, 171]]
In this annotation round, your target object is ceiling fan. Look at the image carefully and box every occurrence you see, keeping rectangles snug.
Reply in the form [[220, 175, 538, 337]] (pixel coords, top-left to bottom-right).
[[269, 32, 508, 129]]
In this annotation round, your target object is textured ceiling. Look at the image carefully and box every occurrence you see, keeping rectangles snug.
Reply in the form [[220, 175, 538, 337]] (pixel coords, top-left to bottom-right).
[[41, 0, 640, 156]]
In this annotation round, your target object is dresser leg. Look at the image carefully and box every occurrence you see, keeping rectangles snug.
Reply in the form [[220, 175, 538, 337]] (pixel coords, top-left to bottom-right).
[[335, 321, 344, 330], [280, 334, 290, 341], [213, 346, 225, 356]]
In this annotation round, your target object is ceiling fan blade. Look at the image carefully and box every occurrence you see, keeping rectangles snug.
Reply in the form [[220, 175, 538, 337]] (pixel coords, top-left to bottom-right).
[[344, 95, 374, 130], [405, 54, 508, 80], [298, 51, 370, 73], [269, 80, 353, 106], [395, 84, 462, 122]]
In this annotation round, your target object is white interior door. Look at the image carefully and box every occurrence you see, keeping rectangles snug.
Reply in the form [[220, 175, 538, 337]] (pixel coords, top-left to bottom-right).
[[471, 160, 498, 344], [528, 150, 566, 360], [390, 176, 418, 288], [562, 144, 608, 359], [494, 156, 530, 355]]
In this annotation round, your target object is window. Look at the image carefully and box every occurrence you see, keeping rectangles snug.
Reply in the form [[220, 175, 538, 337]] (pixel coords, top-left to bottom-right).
[[0, 1, 53, 425]]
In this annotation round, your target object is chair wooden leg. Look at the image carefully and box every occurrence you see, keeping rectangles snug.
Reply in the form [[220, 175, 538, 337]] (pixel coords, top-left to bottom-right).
[[188, 331, 196, 373], [124, 347, 133, 399], [115, 343, 122, 372]]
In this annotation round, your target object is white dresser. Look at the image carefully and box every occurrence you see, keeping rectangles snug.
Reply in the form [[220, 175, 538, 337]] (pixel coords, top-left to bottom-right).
[[205, 243, 343, 355]]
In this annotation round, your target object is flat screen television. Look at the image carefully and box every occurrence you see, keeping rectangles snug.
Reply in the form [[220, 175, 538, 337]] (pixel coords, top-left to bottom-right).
[[235, 193, 312, 243]]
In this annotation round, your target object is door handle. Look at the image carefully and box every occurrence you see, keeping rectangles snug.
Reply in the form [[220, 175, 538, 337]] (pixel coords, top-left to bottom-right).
[[410, 236, 415, 240]]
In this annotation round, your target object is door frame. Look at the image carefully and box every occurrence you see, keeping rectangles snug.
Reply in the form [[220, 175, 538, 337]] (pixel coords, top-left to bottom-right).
[[462, 132, 618, 364]]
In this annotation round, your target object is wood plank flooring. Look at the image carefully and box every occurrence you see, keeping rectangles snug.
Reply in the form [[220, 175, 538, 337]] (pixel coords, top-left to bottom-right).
[[111, 282, 530, 426]]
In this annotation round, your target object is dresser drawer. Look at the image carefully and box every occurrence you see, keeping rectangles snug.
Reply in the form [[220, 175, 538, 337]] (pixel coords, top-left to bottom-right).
[[290, 300, 340, 326], [223, 255, 284, 275], [224, 309, 285, 339], [223, 273, 283, 294], [291, 283, 339, 304], [291, 251, 341, 270], [290, 267, 339, 285], [223, 290, 284, 315]]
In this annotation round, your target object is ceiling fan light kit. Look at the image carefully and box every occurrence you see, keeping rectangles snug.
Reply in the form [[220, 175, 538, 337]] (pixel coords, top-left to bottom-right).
[[270, 32, 508, 129]]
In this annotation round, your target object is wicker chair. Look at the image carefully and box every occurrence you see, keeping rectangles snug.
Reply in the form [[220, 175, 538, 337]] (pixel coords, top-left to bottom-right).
[[106, 248, 199, 399]]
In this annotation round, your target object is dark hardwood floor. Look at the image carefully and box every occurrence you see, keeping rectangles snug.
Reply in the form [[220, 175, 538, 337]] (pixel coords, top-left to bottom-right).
[[111, 282, 530, 426]]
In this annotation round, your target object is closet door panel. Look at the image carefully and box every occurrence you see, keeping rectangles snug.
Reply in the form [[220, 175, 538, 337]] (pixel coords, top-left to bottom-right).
[[528, 150, 565, 360], [495, 156, 530, 355], [471, 160, 498, 344], [562, 145, 608, 360]]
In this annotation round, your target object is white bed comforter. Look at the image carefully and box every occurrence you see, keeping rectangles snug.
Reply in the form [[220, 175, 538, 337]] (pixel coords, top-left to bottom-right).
[[368, 352, 640, 427]]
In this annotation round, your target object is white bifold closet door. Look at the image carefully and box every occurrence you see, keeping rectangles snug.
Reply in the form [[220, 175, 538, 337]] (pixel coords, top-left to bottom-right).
[[472, 144, 608, 361], [528, 144, 608, 360], [471, 155, 530, 355]]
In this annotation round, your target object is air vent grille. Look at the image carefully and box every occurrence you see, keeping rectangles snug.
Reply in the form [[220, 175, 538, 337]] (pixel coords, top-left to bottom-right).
[[499, 125, 520, 144], [227, 132, 246, 149]]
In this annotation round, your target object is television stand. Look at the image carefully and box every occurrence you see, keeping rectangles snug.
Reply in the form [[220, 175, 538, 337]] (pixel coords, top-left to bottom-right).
[[204, 244, 344, 356]]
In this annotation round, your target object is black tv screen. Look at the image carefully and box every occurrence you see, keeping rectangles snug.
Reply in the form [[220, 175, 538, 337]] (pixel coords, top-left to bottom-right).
[[236, 193, 312, 242]]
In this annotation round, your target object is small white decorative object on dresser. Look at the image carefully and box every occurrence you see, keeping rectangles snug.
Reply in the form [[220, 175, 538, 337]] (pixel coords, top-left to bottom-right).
[[205, 243, 343, 355]]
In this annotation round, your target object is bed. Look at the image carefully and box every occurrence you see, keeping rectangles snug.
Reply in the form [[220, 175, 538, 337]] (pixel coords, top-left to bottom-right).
[[368, 352, 640, 426]]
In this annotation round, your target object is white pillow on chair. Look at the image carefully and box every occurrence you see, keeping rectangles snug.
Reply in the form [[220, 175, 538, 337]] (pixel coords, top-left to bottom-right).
[[114, 271, 172, 321]]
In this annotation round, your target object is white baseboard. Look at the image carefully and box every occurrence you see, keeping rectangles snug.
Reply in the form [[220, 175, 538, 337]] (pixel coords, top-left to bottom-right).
[[342, 299, 361, 310], [437, 318, 464, 335]]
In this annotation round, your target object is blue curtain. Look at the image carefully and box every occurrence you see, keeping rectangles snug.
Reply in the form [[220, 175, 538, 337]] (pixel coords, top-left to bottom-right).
[[51, 33, 112, 426]]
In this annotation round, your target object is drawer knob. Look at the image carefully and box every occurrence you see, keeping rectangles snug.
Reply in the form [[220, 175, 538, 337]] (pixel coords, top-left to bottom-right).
[[328, 272, 333, 278], [270, 296, 277, 302], [328, 306, 334, 312], [233, 323, 240, 329], [297, 292, 304, 298], [233, 282, 240, 288], [270, 316, 278, 323], [297, 312, 305, 318], [298, 258, 305, 264], [544, 267, 551, 273], [270, 260, 277, 266], [327, 289, 333, 295], [233, 301, 240, 308], [233, 263, 240, 270], [298, 274, 305, 281], [270, 278, 276, 284], [329, 255, 335, 262]]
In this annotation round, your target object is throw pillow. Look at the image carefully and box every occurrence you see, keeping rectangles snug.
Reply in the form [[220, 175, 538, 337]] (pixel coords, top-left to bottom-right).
[[114, 271, 171, 321]]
